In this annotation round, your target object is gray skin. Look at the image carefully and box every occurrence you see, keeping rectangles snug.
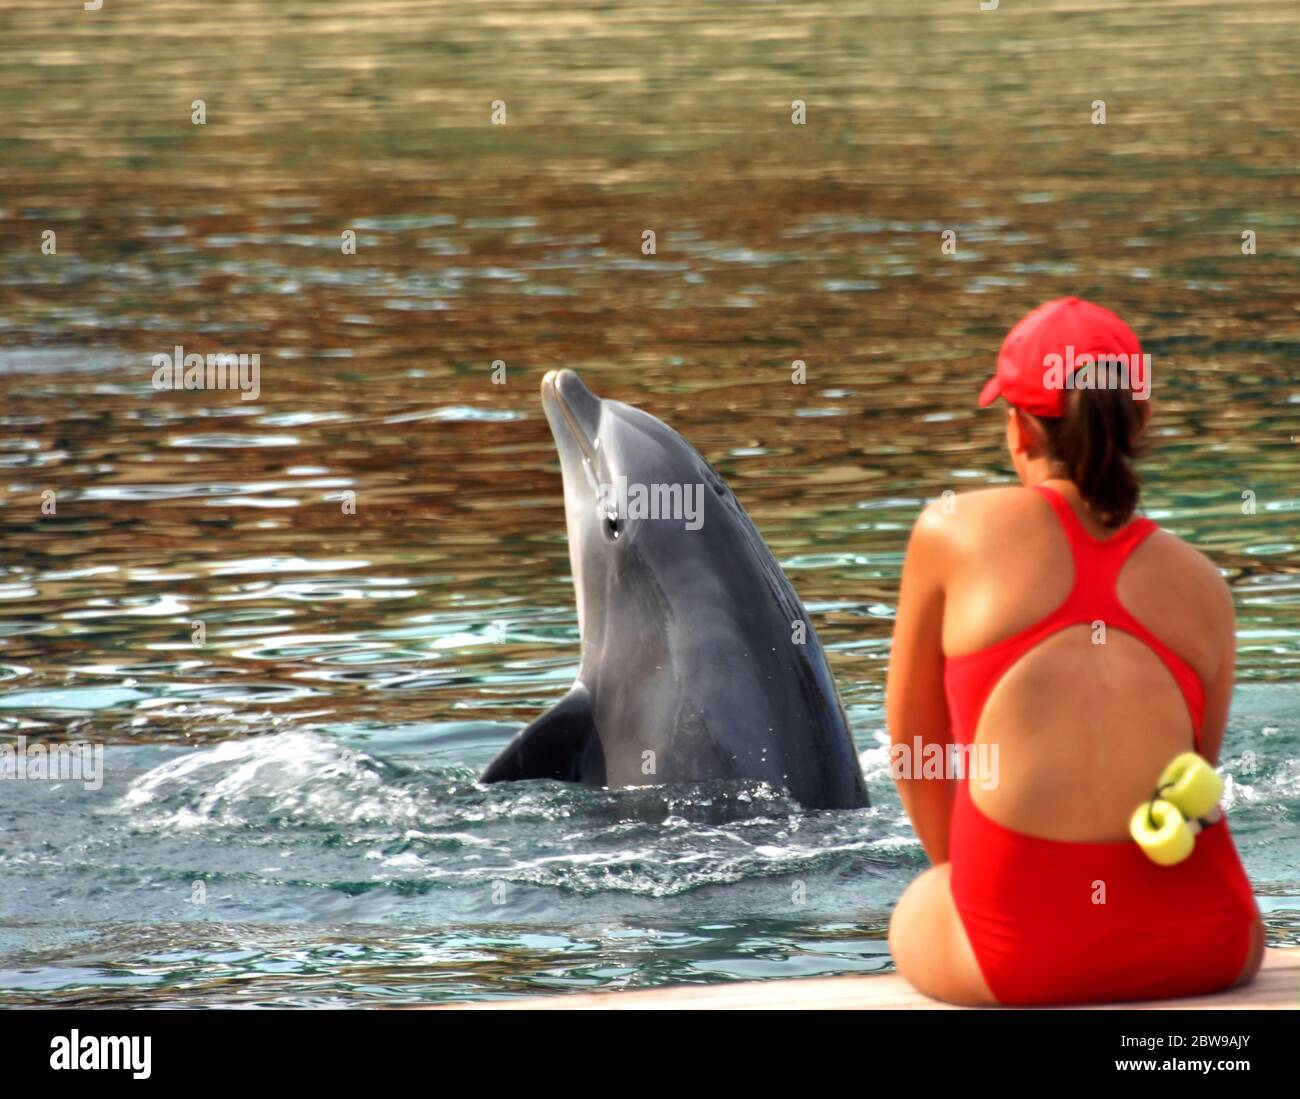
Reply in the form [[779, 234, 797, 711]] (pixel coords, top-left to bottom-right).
[[480, 370, 868, 811]]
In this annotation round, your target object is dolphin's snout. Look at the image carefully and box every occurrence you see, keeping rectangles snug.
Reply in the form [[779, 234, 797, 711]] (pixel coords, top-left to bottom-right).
[[542, 369, 603, 451]]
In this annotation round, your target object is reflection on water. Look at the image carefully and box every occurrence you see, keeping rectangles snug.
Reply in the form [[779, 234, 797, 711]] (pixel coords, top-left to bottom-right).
[[0, 0, 1297, 1005]]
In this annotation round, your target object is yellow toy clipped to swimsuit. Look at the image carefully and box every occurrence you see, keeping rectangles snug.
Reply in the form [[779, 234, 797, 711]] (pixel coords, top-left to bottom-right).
[[1130, 752, 1224, 866]]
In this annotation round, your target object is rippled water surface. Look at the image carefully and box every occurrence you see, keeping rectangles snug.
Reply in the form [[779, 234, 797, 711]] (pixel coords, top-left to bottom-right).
[[0, 0, 1297, 1005]]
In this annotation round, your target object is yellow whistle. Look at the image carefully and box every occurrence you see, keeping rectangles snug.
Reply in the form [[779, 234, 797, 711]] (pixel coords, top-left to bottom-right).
[[1129, 753, 1224, 866]]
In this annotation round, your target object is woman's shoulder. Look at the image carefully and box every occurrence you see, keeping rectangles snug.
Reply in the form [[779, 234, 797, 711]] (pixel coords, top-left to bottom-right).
[[1126, 525, 1235, 619], [913, 488, 1229, 594], [912, 484, 1048, 544]]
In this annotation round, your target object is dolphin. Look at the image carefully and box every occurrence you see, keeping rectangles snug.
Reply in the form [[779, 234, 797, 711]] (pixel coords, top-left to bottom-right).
[[480, 370, 868, 811]]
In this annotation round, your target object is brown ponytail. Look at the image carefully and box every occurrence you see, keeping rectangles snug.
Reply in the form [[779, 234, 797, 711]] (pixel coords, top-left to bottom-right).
[[1038, 385, 1147, 528]]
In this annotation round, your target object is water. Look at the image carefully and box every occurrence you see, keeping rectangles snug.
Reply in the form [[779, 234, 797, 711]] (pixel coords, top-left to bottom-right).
[[0, 0, 1297, 1006]]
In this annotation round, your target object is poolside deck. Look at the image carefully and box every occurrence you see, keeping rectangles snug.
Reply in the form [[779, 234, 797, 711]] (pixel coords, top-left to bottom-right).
[[449, 947, 1299, 1010]]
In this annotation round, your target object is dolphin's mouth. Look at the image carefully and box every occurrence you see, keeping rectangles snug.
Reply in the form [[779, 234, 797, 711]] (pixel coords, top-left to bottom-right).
[[541, 369, 602, 469]]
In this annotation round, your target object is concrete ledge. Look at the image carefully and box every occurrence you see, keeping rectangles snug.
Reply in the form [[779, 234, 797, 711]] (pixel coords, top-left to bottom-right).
[[441, 947, 1299, 1010]]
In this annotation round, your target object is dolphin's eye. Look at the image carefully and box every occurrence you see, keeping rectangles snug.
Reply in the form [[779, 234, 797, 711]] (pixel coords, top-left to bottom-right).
[[604, 512, 624, 541]]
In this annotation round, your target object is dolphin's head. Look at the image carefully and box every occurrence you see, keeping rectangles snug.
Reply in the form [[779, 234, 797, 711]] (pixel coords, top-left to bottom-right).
[[528, 369, 865, 806], [540, 370, 746, 654]]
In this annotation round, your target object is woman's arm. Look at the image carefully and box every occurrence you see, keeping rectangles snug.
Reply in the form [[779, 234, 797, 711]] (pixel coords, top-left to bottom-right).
[[1198, 572, 1237, 766], [886, 502, 956, 865]]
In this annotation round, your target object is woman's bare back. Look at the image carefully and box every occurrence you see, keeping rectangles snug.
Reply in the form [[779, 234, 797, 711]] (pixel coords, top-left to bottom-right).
[[937, 480, 1235, 842]]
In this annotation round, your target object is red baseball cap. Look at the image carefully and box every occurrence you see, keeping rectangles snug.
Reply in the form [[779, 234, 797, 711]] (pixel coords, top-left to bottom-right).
[[978, 297, 1144, 418]]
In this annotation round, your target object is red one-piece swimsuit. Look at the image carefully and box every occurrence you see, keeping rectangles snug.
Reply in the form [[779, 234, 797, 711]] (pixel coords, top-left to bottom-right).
[[943, 484, 1258, 1005]]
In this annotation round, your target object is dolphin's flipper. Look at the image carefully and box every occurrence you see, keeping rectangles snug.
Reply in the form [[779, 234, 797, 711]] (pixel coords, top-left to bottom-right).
[[480, 685, 605, 785]]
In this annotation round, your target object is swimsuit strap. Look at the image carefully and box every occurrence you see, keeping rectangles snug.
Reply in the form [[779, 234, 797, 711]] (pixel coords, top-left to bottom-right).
[[1031, 484, 1207, 743], [1030, 483, 1157, 593]]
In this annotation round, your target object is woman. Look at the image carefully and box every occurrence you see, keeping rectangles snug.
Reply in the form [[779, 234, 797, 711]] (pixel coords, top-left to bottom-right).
[[886, 298, 1264, 1006]]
